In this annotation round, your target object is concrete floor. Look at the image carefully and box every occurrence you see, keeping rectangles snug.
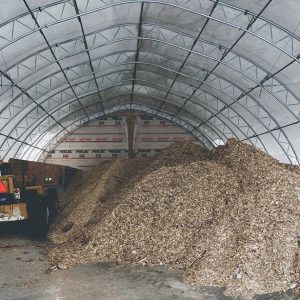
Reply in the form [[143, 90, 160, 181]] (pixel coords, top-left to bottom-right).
[[0, 233, 297, 300]]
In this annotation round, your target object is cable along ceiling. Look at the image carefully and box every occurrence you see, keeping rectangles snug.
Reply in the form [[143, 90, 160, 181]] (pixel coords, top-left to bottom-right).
[[0, 0, 299, 163]]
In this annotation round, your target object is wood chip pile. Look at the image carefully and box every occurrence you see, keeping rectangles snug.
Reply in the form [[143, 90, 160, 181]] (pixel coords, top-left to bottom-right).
[[50, 158, 151, 245], [49, 139, 300, 297]]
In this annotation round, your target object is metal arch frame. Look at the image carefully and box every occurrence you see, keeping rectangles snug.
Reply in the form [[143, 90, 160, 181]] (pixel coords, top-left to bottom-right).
[[1, 21, 298, 109], [1, 57, 296, 163], [1, 1, 298, 115], [169, 0, 274, 117], [28, 92, 260, 162], [19, 88, 257, 161], [10, 78, 262, 155], [216, 0, 300, 45], [23, 82, 298, 163], [1, 33, 299, 127], [0, 40, 298, 164], [0, 69, 70, 134], [130, 2, 144, 105], [8, 89, 232, 162], [1, 23, 299, 137], [1, 46, 297, 163], [0, 27, 298, 163], [34, 103, 211, 162], [23, 0, 90, 121], [1, 0, 299, 58], [0, 1, 298, 117], [24, 98, 216, 161], [4, 77, 271, 164], [72, 0, 104, 112], [1, 62, 278, 158], [21, 0, 300, 167], [0, 131, 48, 155], [0, 53, 280, 133], [7, 64, 277, 152], [158, 0, 220, 104], [0, 2, 298, 162], [13, 83, 276, 163], [19, 83, 286, 163], [0, 34, 297, 133], [0, 0, 299, 64]]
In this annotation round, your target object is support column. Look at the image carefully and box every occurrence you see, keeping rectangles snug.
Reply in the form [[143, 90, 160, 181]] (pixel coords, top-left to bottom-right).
[[126, 113, 137, 159]]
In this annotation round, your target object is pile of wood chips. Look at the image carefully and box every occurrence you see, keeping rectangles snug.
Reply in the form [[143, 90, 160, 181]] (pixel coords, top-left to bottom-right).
[[49, 139, 300, 297]]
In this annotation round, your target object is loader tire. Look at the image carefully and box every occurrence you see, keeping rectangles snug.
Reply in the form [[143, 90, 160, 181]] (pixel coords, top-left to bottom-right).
[[47, 188, 59, 224], [26, 192, 50, 238]]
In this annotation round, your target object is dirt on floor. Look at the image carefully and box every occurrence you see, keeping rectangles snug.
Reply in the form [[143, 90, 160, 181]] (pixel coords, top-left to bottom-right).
[[48, 139, 300, 297]]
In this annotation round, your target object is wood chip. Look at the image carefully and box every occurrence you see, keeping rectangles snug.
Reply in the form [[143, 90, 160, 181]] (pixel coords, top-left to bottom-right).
[[48, 139, 300, 297]]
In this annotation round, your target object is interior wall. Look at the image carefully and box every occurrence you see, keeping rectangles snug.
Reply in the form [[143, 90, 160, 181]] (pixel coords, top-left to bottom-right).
[[44, 113, 198, 169]]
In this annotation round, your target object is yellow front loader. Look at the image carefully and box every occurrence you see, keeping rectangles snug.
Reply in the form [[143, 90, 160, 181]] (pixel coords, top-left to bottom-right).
[[0, 163, 59, 236]]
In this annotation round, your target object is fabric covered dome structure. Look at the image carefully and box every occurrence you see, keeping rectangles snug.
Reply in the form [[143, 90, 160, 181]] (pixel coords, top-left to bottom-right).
[[0, 0, 300, 164]]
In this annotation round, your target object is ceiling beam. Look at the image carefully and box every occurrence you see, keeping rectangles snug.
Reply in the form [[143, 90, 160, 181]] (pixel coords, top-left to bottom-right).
[[23, 0, 90, 120], [130, 2, 144, 106], [72, 0, 105, 111]]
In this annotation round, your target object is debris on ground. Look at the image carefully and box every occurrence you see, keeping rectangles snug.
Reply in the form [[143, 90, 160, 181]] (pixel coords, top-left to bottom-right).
[[48, 139, 300, 297], [0, 243, 11, 248]]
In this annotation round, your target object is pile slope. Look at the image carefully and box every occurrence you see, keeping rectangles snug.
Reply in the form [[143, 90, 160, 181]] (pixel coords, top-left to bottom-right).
[[49, 140, 300, 296], [50, 158, 151, 245]]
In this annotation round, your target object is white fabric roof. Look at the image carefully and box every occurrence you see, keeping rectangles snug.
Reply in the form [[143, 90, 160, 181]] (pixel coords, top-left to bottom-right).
[[0, 0, 300, 163]]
